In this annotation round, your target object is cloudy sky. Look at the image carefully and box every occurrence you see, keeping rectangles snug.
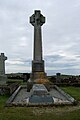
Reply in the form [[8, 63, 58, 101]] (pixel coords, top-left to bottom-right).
[[0, 0, 80, 75]]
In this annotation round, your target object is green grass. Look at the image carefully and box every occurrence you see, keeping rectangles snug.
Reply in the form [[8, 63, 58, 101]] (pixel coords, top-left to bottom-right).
[[7, 79, 23, 85], [60, 86, 80, 101], [0, 95, 9, 107], [0, 87, 80, 120]]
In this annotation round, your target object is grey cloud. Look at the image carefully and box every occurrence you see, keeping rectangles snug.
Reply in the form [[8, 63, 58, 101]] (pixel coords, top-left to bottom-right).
[[44, 54, 80, 72], [45, 55, 64, 62]]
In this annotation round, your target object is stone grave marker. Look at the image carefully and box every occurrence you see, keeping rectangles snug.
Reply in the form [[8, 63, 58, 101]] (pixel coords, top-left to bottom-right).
[[0, 53, 7, 85]]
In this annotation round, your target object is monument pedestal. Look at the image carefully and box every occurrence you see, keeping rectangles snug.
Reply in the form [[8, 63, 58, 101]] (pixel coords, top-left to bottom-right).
[[31, 60, 47, 81], [30, 72, 48, 84], [31, 72, 46, 80], [0, 75, 7, 85], [32, 60, 44, 72]]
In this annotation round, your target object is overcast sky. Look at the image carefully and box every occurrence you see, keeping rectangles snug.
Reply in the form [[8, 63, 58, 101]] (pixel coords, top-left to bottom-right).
[[0, 0, 80, 75]]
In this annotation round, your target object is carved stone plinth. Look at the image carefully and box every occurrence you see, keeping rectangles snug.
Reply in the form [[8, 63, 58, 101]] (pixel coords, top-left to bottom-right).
[[0, 75, 7, 85]]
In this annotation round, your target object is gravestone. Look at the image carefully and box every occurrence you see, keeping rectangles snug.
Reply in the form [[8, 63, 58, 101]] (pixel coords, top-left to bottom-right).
[[56, 73, 61, 83], [30, 10, 46, 81], [0, 53, 7, 85]]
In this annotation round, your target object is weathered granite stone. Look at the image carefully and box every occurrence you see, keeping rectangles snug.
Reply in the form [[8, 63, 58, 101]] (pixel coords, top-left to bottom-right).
[[0, 53, 7, 85], [30, 10, 46, 80]]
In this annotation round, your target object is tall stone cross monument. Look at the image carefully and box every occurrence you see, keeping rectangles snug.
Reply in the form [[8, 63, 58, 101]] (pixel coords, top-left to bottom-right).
[[0, 53, 7, 85], [30, 10, 46, 80]]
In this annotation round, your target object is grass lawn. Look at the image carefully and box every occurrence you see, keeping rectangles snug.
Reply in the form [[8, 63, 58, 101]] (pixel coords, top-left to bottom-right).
[[0, 87, 80, 120], [60, 86, 80, 101]]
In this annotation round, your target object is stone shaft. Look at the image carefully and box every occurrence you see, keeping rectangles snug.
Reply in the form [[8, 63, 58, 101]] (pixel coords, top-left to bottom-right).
[[0, 53, 7, 75], [30, 10, 45, 61], [34, 25, 42, 61]]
